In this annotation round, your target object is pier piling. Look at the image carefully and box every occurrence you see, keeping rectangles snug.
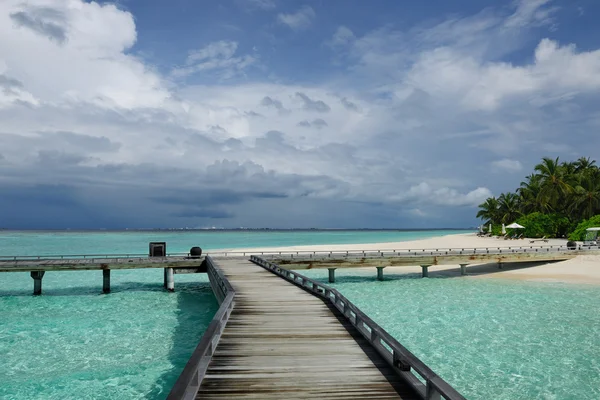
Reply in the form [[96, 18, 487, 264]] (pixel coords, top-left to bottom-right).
[[376, 266, 385, 281], [421, 265, 431, 278], [30, 271, 45, 295], [328, 268, 336, 283], [460, 264, 468, 276], [166, 267, 174, 292], [102, 269, 110, 294]]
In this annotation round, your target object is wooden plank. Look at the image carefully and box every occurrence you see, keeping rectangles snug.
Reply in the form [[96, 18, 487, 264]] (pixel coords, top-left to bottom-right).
[[196, 258, 419, 399]]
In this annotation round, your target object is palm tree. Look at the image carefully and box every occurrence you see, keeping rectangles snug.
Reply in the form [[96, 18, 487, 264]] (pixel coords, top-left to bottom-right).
[[571, 169, 600, 220], [498, 192, 521, 223], [518, 174, 543, 214], [574, 157, 597, 173], [476, 197, 499, 226], [534, 157, 573, 212]]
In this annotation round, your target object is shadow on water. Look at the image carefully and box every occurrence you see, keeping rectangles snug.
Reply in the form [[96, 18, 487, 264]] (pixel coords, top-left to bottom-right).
[[306, 260, 565, 284], [145, 279, 218, 400], [0, 282, 175, 297]]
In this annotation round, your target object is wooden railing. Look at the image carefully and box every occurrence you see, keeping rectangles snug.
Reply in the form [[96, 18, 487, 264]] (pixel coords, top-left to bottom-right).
[[2, 243, 596, 261], [250, 255, 466, 400], [167, 256, 235, 400]]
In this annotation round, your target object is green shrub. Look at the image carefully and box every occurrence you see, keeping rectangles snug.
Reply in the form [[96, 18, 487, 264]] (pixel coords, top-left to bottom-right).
[[514, 212, 569, 238], [568, 215, 600, 241]]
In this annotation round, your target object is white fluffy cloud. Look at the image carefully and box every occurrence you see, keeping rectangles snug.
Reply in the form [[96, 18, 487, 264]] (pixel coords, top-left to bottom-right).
[[2, 0, 600, 228]]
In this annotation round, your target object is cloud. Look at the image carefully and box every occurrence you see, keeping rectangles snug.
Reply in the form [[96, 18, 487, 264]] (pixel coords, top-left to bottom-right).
[[277, 6, 315, 30], [238, 0, 276, 11], [340, 97, 360, 112], [491, 159, 523, 173], [260, 95, 289, 114], [295, 92, 331, 112], [297, 118, 328, 129], [327, 26, 355, 48], [172, 40, 257, 80], [3, 0, 600, 228], [399, 183, 493, 207], [10, 5, 67, 44]]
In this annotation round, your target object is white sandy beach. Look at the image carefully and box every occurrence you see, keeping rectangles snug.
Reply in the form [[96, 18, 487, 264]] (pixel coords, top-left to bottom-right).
[[218, 233, 600, 285]]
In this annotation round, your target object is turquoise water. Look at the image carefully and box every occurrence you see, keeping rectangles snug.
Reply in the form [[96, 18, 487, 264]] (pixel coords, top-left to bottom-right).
[[0, 269, 218, 400], [300, 268, 600, 400], [5, 229, 595, 399], [0, 229, 468, 256], [0, 230, 460, 399]]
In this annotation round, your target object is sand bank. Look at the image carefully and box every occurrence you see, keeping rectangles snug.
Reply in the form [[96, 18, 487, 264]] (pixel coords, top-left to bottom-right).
[[218, 233, 600, 285]]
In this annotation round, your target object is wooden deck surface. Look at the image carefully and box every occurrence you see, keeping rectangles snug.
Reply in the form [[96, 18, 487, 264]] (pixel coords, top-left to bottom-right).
[[197, 258, 418, 399]]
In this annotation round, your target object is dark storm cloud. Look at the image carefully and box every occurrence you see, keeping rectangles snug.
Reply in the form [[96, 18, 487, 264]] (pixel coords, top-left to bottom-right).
[[37, 150, 90, 166], [151, 188, 287, 207], [10, 6, 68, 44], [172, 208, 234, 219], [45, 131, 121, 152], [295, 92, 331, 113]]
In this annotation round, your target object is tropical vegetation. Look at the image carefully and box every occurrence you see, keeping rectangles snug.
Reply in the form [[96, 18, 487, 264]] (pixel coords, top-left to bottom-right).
[[476, 157, 600, 239]]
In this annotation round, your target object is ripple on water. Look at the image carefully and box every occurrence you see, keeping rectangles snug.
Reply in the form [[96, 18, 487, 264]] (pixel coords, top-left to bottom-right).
[[0, 269, 218, 400], [299, 269, 600, 400]]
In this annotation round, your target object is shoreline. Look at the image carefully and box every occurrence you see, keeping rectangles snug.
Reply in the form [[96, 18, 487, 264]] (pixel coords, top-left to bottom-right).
[[215, 233, 600, 286]]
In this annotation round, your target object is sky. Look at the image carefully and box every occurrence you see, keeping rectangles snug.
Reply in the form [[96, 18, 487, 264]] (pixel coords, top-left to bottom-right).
[[1, 0, 600, 229]]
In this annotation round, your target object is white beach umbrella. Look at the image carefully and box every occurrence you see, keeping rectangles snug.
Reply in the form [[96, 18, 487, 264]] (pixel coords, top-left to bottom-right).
[[506, 222, 525, 229], [502, 224, 506, 234]]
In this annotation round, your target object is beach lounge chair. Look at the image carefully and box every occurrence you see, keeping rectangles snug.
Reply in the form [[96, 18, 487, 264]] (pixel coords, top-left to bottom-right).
[[529, 236, 548, 243]]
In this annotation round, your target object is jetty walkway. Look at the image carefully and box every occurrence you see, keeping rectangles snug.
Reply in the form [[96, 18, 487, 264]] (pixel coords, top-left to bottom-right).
[[169, 256, 464, 400]]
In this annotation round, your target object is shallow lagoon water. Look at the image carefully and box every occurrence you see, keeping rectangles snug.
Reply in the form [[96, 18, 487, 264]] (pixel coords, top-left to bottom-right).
[[2, 230, 598, 399], [300, 268, 600, 400], [0, 269, 217, 400], [1, 230, 461, 399]]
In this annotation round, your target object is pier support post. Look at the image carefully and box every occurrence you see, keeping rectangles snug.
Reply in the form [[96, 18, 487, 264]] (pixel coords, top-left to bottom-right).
[[30, 271, 45, 295], [165, 268, 174, 292], [163, 268, 168, 288], [498, 262, 503, 269], [376, 267, 385, 281], [102, 269, 110, 294], [459, 264, 468, 276], [328, 268, 336, 283], [421, 265, 431, 278]]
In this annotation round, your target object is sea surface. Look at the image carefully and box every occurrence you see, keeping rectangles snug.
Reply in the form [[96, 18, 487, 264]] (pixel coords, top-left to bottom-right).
[[0, 229, 468, 256], [300, 268, 600, 400], [0, 229, 462, 399], [3, 229, 597, 400]]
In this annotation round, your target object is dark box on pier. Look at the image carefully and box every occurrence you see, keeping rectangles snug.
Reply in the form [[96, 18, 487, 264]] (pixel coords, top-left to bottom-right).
[[149, 242, 166, 257]]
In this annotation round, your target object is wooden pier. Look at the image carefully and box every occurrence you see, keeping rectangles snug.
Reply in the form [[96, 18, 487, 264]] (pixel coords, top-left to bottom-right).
[[169, 256, 466, 400], [0, 254, 205, 294], [260, 245, 583, 282]]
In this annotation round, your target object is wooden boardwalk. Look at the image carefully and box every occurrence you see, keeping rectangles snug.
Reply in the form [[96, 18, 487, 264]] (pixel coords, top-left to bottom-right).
[[197, 258, 419, 399]]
